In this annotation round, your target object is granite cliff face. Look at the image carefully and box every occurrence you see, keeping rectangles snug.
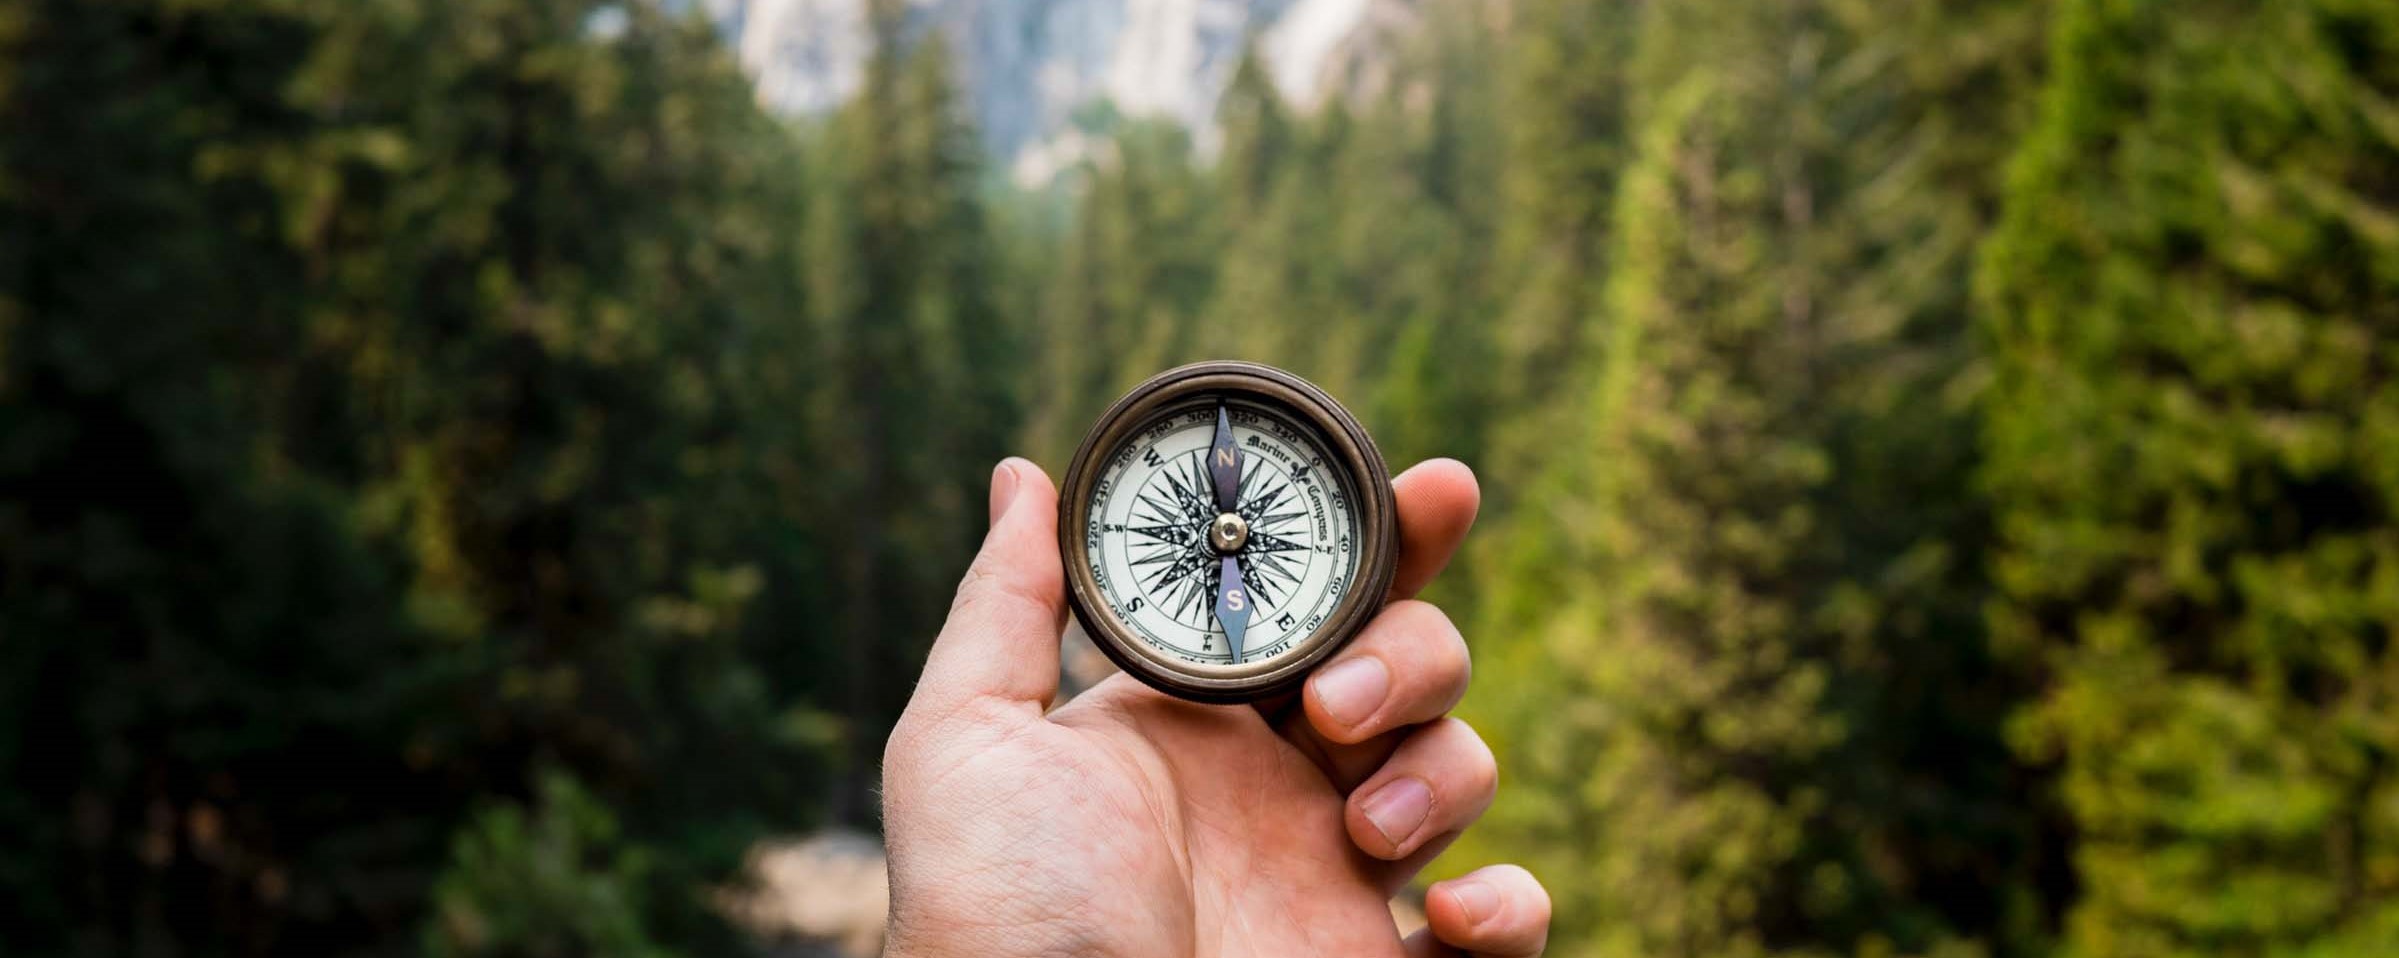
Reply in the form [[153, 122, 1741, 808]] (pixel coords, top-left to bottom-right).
[[706, 0, 1419, 184]]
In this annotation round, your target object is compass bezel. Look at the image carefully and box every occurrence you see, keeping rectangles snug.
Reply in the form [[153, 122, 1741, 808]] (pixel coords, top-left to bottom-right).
[[1058, 361, 1399, 704]]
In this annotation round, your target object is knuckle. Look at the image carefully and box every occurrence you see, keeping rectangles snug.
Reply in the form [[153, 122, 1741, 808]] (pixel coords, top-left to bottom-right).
[[1382, 598, 1451, 635], [1489, 864, 1554, 926], [1399, 601, 1470, 663], [1438, 717, 1500, 793], [949, 561, 1003, 616], [949, 556, 1058, 624], [1376, 601, 1471, 696], [1434, 622, 1472, 689]]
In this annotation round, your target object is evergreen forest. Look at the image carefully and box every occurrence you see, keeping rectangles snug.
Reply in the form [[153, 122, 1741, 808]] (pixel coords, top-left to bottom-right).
[[5, 0, 2397, 955]]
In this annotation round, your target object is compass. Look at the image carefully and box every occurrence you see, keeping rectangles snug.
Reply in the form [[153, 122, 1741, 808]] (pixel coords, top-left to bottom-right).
[[1058, 361, 1399, 703]]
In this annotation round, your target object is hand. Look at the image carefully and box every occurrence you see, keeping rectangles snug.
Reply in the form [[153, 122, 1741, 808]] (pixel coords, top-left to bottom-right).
[[881, 457, 1551, 957]]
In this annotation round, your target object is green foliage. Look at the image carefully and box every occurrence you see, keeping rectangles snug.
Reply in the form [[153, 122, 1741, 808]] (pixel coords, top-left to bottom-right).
[[1023, 119, 1217, 465], [1480, 0, 1636, 477], [8, 0, 2398, 955], [1020, 29, 1507, 484], [1215, 42, 1293, 228], [1461, 1, 2055, 955], [1466, 0, 1640, 634], [1978, 0, 2399, 954], [426, 770, 668, 958], [0, 0, 970, 951], [799, 0, 1019, 817]]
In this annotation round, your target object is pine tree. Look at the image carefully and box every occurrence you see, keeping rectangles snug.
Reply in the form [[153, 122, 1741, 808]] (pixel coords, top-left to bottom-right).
[[1022, 120, 1218, 466], [1466, 0, 1640, 640], [0, 0, 834, 949], [1203, 49, 1335, 376], [1476, 0, 1638, 501], [1337, 9, 1506, 473], [802, 0, 1016, 823], [1980, 0, 2399, 954], [1463, 1, 2054, 955], [1215, 41, 1293, 229], [0, 1, 469, 948]]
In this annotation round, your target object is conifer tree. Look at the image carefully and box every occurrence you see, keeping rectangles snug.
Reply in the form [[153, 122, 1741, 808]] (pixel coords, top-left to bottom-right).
[[1466, 0, 1639, 638], [802, 0, 1016, 822], [0, 0, 834, 949], [1981, 0, 2399, 953], [1463, 2, 2053, 955], [1215, 42, 1293, 228], [1463, 0, 1641, 548], [1023, 120, 1217, 466], [1340, 11, 1506, 472], [1203, 50, 1335, 376]]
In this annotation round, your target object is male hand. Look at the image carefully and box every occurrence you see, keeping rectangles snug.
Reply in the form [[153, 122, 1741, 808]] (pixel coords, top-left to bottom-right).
[[882, 457, 1550, 957]]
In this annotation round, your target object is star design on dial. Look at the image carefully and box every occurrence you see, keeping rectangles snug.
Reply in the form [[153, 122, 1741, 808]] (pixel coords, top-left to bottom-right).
[[1124, 448, 1312, 630]]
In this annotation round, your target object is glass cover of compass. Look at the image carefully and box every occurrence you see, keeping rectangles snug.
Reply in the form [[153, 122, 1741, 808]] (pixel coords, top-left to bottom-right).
[[1059, 362, 1397, 703]]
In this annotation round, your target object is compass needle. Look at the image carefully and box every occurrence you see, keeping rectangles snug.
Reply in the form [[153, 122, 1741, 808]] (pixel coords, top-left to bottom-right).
[[1214, 556, 1252, 664], [1210, 405, 1242, 514]]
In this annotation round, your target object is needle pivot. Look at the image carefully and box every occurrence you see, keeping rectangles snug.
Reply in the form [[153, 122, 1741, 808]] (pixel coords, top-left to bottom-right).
[[1209, 512, 1250, 553]]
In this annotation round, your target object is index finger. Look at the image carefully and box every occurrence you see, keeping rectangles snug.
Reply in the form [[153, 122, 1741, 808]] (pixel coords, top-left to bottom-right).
[[1387, 459, 1480, 601]]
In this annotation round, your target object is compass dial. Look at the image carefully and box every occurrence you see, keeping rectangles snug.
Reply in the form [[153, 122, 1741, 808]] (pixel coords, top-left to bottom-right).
[[1082, 400, 1362, 666], [1060, 362, 1397, 703]]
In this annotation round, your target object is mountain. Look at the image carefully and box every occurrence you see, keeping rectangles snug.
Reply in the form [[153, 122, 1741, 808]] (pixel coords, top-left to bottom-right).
[[705, 0, 1422, 184]]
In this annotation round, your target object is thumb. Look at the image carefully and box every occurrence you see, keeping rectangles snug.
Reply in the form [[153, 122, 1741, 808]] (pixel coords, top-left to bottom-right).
[[912, 457, 1066, 715]]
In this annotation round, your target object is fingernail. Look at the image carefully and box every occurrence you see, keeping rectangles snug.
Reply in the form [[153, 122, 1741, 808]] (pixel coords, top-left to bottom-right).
[[1446, 879, 1498, 925], [1359, 776, 1431, 849], [1310, 656, 1390, 730], [988, 459, 1020, 527]]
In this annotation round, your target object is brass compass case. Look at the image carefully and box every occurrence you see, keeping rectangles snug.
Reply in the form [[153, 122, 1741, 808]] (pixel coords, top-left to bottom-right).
[[1058, 361, 1399, 703]]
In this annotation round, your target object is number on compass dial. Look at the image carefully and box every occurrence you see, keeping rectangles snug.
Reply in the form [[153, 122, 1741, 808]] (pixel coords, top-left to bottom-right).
[[1083, 400, 1363, 667]]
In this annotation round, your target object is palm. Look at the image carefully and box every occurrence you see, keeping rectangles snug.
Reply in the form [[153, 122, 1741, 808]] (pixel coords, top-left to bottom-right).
[[901, 674, 1409, 957]]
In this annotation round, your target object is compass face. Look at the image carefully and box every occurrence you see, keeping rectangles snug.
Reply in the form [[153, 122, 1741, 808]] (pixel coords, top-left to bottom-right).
[[1060, 361, 1397, 702], [1081, 399, 1363, 667]]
